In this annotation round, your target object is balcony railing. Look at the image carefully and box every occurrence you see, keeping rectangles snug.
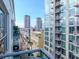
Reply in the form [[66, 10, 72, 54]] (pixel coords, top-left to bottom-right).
[[0, 48, 53, 59]]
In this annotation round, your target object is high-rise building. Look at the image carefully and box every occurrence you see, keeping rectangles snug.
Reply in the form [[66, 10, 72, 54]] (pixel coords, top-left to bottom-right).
[[60, 0, 79, 59], [36, 17, 42, 31], [24, 15, 30, 28], [44, 0, 62, 59], [44, 0, 55, 57], [44, 0, 79, 59], [24, 15, 30, 40], [0, 0, 15, 55]]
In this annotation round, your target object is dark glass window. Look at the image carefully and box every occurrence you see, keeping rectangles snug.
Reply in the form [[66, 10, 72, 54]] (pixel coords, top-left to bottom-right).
[[69, 27, 74, 34], [69, 35, 75, 42], [45, 36, 49, 41], [76, 36, 79, 45], [45, 28, 49, 31], [77, 26, 79, 33], [45, 41, 49, 46]]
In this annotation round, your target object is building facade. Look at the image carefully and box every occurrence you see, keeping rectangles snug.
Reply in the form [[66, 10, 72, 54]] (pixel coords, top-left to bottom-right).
[[36, 17, 42, 31], [31, 30, 44, 49], [44, 0, 55, 57], [0, 0, 15, 54], [44, 0, 79, 59], [60, 0, 79, 59]]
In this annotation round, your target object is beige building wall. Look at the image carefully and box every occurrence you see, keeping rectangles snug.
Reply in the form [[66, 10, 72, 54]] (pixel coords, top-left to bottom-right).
[[31, 31, 44, 49]]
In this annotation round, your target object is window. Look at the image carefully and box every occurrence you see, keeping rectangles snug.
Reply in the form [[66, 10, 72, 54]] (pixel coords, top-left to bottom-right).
[[69, 52, 75, 59], [50, 28, 52, 31], [69, 18, 74, 25], [50, 43, 53, 48], [61, 48, 66, 56], [61, 27, 66, 33], [77, 26, 79, 34], [69, 43, 75, 52], [76, 57, 79, 59], [45, 28, 49, 31], [45, 36, 49, 41], [76, 36, 79, 45], [77, 18, 79, 25], [61, 57, 64, 59], [44, 46, 48, 51], [45, 41, 49, 46], [45, 32, 49, 35], [69, 27, 74, 34], [69, 35, 75, 42], [50, 33, 53, 42], [69, 8, 75, 16], [50, 38, 53, 42], [76, 47, 79, 54], [76, 8, 79, 15], [61, 41, 66, 49], [61, 34, 66, 41]]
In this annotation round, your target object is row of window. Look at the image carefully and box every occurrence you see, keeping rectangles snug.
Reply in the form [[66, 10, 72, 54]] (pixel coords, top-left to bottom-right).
[[45, 36, 53, 42], [61, 26, 79, 34], [69, 52, 79, 59], [45, 27, 53, 31], [45, 41, 53, 48], [61, 34, 79, 45], [69, 43, 79, 54]]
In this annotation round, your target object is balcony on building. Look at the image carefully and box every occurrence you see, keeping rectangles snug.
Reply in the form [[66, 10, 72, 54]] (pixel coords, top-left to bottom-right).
[[55, 16, 61, 21], [55, 37, 61, 41], [55, 3, 63, 8], [74, 14, 79, 17], [55, 54, 61, 59], [55, 0, 60, 2], [55, 50, 61, 55], [55, 22, 61, 27], [55, 10, 63, 14], [74, 3, 79, 7], [55, 31, 61, 35], [55, 43, 61, 48]]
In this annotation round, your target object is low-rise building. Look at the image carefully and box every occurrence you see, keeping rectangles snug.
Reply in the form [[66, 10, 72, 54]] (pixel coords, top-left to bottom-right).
[[31, 30, 44, 49]]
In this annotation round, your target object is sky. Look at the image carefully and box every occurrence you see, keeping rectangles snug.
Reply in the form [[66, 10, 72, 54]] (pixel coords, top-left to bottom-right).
[[14, 0, 44, 27]]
